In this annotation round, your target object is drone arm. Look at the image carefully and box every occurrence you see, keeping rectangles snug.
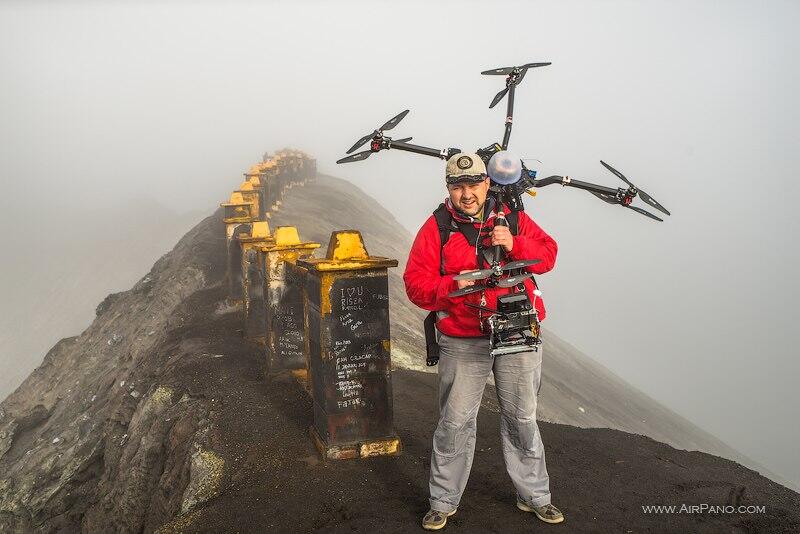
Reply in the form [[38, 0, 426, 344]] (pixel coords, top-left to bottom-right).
[[529, 175, 620, 197], [388, 140, 458, 160], [501, 81, 516, 149], [526, 173, 665, 221]]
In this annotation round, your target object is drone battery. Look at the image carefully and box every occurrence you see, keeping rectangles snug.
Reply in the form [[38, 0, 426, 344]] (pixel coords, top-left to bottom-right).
[[497, 292, 532, 313]]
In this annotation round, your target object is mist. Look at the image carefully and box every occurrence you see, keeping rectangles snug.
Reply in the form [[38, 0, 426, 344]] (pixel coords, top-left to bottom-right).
[[1, 0, 798, 488]]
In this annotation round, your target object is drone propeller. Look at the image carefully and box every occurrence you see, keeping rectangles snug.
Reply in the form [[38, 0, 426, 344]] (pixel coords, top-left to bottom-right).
[[497, 272, 536, 288], [484, 62, 551, 108], [600, 160, 671, 216], [346, 109, 410, 154], [336, 150, 373, 164], [589, 187, 663, 221], [453, 259, 541, 281], [481, 62, 552, 76]]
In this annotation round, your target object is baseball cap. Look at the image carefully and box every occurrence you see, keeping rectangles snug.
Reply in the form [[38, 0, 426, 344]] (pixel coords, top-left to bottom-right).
[[445, 153, 487, 184]]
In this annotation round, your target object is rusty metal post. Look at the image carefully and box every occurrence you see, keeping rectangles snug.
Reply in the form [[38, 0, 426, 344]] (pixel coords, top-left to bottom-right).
[[220, 191, 256, 302], [239, 221, 274, 344], [297, 231, 401, 460], [260, 227, 320, 379]]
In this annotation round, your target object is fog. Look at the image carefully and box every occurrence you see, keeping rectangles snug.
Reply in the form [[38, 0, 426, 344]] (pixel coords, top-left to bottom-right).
[[2, 1, 798, 488]]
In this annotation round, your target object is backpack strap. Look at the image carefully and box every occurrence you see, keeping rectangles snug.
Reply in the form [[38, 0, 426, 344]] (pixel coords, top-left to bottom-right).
[[432, 203, 456, 276], [506, 210, 519, 235]]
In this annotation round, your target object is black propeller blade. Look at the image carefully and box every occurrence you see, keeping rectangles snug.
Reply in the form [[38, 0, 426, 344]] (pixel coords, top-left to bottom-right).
[[502, 259, 541, 270], [600, 160, 633, 187], [379, 109, 409, 131], [627, 205, 664, 222], [336, 150, 373, 164], [481, 62, 551, 75], [346, 133, 374, 155], [497, 272, 536, 288], [345, 109, 410, 154], [448, 285, 486, 298], [454, 269, 494, 281], [637, 190, 671, 217], [600, 160, 671, 216], [489, 87, 509, 109]]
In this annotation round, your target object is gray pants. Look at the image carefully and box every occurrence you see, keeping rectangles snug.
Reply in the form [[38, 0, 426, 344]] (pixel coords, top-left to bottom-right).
[[429, 333, 551, 513]]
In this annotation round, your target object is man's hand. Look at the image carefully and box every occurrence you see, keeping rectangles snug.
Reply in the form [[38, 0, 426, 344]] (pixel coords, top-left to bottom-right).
[[490, 225, 514, 252], [456, 270, 476, 289]]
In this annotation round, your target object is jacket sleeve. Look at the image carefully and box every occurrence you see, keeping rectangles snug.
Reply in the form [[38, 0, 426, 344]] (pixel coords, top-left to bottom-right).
[[509, 211, 558, 274], [403, 216, 459, 311]]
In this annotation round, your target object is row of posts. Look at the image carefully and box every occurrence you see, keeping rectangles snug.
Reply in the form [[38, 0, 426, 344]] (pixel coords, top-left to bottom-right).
[[220, 149, 401, 459]]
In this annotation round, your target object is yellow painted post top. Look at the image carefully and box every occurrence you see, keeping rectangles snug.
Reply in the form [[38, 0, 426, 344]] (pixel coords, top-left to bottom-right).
[[248, 175, 261, 187], [251, 220, 270, 238], [220, 191, 254, 209], [298, 231, 398, 272], [328, 230, 369, 260], [238, 222, 274, 250], [275, 226, 301, 246], [238, 181, 253, 191], [257, 226, 321, 254], [221, 191, 256, 223], [228, 192, 245, 204]]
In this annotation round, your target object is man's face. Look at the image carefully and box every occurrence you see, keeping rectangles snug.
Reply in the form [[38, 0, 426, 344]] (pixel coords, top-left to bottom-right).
[[447, 177, 490, 217]]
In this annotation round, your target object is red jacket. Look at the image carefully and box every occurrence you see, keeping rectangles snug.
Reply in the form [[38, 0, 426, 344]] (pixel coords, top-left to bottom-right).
[[403, 199, 558, 337]]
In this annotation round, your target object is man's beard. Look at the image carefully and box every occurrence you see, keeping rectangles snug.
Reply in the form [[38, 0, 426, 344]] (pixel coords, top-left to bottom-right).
[[456, 198, 484, 217]]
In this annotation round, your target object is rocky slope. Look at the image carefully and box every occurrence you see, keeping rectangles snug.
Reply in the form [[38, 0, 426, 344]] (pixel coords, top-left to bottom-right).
[[1, 175, 797, 532]]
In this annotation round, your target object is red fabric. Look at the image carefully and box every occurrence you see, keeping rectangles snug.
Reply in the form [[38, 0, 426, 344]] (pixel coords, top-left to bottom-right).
[[403, 199, 558, 337]]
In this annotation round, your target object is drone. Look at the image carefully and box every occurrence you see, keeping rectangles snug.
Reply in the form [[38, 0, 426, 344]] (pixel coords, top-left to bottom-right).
[[337, 61, 671, 358], [336, 61, 671, 222]]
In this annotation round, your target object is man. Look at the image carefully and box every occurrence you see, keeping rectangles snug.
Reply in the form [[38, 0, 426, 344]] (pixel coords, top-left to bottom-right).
[[403, 152, 564, 530]]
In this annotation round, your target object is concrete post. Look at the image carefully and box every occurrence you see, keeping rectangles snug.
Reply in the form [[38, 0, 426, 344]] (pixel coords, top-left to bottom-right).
[[238, 221, 274, 344], [220, 191, 256, 302], [297, 231, 401, 460], [260, 227, 320, 379]]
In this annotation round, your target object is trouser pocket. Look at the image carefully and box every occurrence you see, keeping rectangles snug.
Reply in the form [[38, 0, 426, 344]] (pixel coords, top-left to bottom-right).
[[433, 417, 473, 457]]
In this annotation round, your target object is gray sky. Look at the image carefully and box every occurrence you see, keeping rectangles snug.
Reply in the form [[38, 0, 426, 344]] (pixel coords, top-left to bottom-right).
[[2, 1, 798, 487]]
